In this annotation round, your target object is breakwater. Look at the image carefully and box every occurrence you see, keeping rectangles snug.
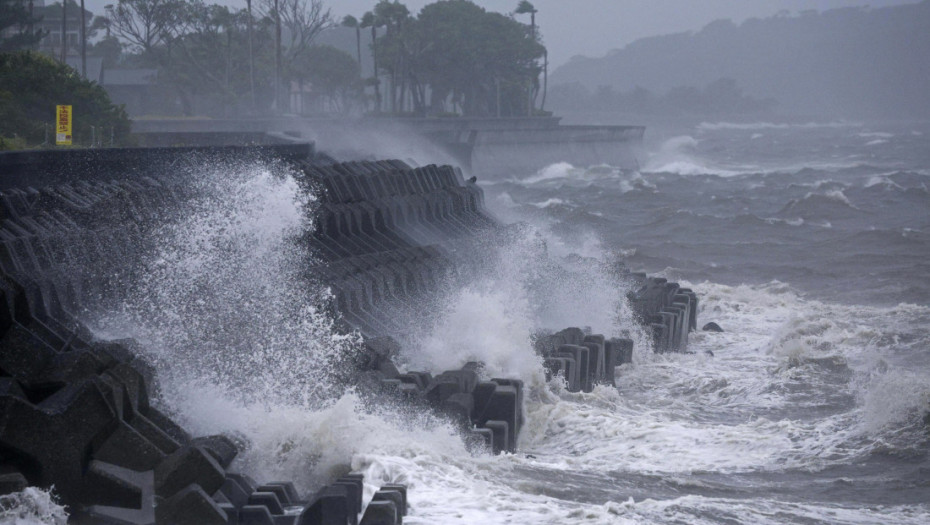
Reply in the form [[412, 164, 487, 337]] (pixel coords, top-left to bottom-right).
[[0, 144, 695, 523]]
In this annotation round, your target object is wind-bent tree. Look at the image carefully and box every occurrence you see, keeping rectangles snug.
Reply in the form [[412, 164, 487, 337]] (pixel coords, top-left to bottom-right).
[[514, 0, 541, 113], [515, 0, 536, 37], [0, 0, 45, 51]]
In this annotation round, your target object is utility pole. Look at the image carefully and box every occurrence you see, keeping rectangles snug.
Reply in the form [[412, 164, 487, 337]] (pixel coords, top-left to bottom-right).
[[80, 0, 86, 77], [60, 0, 67, 63], [28, 0, 35, 49]]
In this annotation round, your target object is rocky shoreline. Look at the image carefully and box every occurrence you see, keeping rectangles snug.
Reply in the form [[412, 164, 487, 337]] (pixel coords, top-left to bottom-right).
[[0, 145, 696, 523]]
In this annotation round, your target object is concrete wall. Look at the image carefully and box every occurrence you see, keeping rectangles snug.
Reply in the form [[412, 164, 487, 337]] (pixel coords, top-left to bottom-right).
[[0, 144, 314, 190], [130, 117, 645, 176]]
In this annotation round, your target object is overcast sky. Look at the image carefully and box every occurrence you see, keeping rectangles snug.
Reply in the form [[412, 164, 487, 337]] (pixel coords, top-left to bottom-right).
[[82, 0, 921, 68]]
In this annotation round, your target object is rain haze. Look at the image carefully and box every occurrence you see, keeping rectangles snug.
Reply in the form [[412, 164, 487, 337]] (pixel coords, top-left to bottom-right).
[[84, 0, 923, 67], [2, 0, 930, 524]]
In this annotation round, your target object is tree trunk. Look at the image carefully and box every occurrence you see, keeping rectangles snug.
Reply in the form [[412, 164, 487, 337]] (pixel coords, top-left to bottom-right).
[[541, 49, 548, 111], [372, 25, 380, 112], [355, 27, 361, 68]]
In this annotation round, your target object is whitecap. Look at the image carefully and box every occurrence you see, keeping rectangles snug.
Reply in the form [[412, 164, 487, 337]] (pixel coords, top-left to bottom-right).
[[697, 120, 861, 131], [530, 197, 569, 208], [521, 162, 577, 183]]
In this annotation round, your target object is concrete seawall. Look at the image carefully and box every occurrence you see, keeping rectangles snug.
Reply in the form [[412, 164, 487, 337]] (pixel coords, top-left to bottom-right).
[[131, 117, 644, 175]]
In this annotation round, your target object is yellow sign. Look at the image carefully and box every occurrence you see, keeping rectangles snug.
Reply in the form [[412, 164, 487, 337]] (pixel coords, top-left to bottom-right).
[[56, 105, 72, 145]]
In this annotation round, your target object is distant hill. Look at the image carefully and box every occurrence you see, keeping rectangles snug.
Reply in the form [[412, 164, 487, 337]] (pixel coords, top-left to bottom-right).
[[549, 1, 930, 118]]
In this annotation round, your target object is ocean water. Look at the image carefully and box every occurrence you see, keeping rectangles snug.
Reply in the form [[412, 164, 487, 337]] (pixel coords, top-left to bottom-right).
[[8, 121, 929, 524], [467, 119, 930, 523]]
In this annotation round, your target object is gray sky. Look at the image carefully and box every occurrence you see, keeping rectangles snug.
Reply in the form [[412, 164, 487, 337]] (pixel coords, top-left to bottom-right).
[[83, 0, 921, 68]]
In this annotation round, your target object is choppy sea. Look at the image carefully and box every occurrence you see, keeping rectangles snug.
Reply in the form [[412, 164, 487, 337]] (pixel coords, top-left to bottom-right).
[[4, 119, 929, 525]]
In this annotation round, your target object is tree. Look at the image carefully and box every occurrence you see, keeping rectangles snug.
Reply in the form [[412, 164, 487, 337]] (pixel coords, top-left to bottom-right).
[[257, 0, 332, 112], [398, 0, 545, 117], [514, 0, 535, 37], [90, 34, 122, 68], [294, 44, 362, 114], [372, 0, 409, 112], [161, 1, 264, 116], [514, 0, 540, 113], [0, 51, 132, 148], [106, 0, 182, 54], [0, 0, 45, 51]]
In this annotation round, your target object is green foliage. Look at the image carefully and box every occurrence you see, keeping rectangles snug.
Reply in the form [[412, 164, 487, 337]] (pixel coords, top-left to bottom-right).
[[341, 14, 358, 28], [299, 45, 359, 92], [0, 51, 132, 147], [293, 44, 363, 114], [514, 1, 536, 15], [84, 0, 545, 117], [91, 36, 123, 69], [371, 0, 546, 117]]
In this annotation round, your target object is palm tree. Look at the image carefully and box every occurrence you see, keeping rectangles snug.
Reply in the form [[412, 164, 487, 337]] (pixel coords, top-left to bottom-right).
[[342, 15, 361, 67], [373, 1, 410, 113], [60, 0, 67, 63], [515, 0, 536, 37]]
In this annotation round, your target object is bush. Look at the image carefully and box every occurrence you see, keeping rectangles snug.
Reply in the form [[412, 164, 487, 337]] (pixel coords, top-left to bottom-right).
[[0, 51, 133, 148]]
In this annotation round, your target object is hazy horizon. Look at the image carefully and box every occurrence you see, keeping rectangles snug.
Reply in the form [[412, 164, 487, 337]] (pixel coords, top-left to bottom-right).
[[79, 0, 922, 69]]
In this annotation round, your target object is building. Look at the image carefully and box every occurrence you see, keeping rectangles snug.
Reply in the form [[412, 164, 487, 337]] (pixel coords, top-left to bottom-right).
[[32, 0, 93, 61], [0, 1, 94, 63]]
